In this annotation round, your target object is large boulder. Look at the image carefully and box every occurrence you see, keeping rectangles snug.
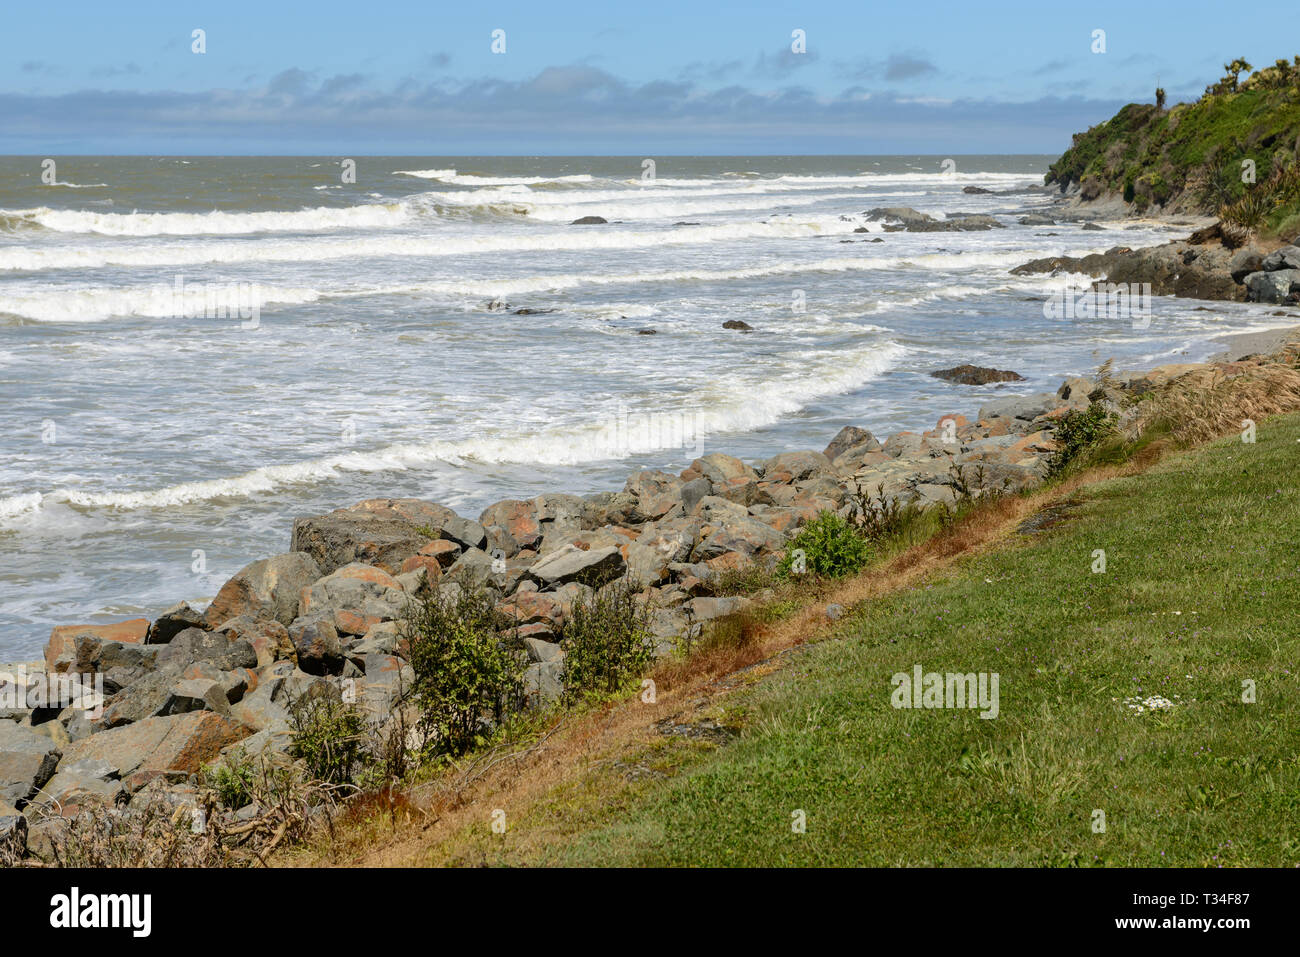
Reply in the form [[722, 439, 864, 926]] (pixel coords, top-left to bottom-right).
[[57, 712, 249, 788], [291, 498, 457, 576], [687, 453, 756, 488], [155, 627, 258, 673], [623, 470, 685, 522], [1261, 245, 1300, 271], [63, 634, 160, 694], [146, 602, 207, 644], [1244, 269, 1300, 304], [822, 426, 879, 462], [203, 552, 321, 627], [287, 616, 344, 675], [212, 617, 296, 668], [34, 758, 124, 812], [526, 544, 627, 588], [478, 499, 543, 555], [0, 722, 61, 807], [299, 563, 408, 637], [759, 451, 833, 483], [692, 516, 786, 561], [978, 393, 1062, 430], [45, 619, 148, 674], [1229, 247, 1265, 283]]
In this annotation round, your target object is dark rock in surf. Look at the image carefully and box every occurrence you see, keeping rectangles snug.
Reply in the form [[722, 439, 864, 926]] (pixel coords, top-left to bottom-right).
[[570, 216, 608, 225], [931, 365, 1025, 386], [722, 320, 754, 332]]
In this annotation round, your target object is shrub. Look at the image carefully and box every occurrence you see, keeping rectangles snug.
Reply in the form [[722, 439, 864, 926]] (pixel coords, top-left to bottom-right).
[[288, 692, 368, 785], [403, 579, 526, 757], [560, 579, 656, 702], [777, 509, 871, 579], [849, 482, 926, 546], [204, 749, 256, 809], [1048, 403, 1120, 476]]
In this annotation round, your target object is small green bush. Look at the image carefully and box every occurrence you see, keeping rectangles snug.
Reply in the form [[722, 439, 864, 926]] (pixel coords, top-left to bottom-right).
[[204, 749, 256, 809], [1049, 403, 1120, 476], [288, 693, 368, 785], [777, 510, 871, 579], [403, 579, 526, 757], [560, 579, 656, 702]]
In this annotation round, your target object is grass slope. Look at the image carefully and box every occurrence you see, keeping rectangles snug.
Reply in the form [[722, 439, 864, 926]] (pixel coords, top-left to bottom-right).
[[486, 414, 1300, 866]]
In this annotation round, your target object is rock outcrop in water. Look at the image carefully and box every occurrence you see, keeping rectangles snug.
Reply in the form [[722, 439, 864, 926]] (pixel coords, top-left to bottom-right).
[[864, 207, 1005, 232], [930, 365, 1025, 385], [1012, 234, 1300, 304]]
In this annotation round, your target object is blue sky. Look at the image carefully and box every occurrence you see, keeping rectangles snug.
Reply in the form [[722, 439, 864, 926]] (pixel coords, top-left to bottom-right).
[[3, 0, 1299, 153]]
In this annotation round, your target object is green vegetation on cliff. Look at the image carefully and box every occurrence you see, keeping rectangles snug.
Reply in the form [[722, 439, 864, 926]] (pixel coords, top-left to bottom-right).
[[1046, 58, 1300, 236]]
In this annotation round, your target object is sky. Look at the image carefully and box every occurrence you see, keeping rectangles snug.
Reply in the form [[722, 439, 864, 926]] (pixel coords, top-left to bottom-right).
[[3, 0, 1299, 154]]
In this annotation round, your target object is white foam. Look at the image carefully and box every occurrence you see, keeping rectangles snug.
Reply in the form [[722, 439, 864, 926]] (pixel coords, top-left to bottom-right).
[[396, 169, 595, 186], [7, 202, 410, 236], [0, 218, 861, 272], [4, 341, 905, 515], [2, 250, 1053, 322], [1, 282, 322, 323]]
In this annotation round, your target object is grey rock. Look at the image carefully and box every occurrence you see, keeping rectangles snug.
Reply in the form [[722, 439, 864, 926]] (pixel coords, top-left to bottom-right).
[[1229, 247, 1264, 283], [979, 393, 1061, 427], [823, 426, 879, 461], [156, 628, 258, 673], [147, 601, 207, 643], [523, 659, 564, 707], [1244, 269, 1300, 304], [526, 544, 627, 588], [1262, 245, 1300, 271], [203, 552, 321, 627], [288, 616, 344, 676], [291, 498, 456, 576], [158, 678, 233, 719], [685, 596, 753, 621], [298, 563, 409, 636], [0, 722, 61, 807], [521, 637, 563, 663]]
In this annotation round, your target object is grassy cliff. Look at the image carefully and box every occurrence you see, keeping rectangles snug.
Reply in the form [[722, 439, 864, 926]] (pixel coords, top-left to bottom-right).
[[1046, 57, 1300, 237]]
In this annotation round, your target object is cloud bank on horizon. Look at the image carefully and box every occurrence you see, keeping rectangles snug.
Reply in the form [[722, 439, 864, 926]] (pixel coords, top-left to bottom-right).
[[4, 0, 1299, 154]]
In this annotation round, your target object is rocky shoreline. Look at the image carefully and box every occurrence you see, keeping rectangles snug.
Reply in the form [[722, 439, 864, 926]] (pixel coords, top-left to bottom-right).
[[9, 332, 1296, 863], [5, 177, 1300, 862]]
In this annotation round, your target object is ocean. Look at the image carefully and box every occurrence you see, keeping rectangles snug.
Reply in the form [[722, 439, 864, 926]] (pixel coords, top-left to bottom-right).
[[0, 154, 1285, 658]]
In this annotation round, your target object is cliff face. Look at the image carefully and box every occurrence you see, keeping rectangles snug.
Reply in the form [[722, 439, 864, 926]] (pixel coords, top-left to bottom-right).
[[1044, 58, 1300, 237]]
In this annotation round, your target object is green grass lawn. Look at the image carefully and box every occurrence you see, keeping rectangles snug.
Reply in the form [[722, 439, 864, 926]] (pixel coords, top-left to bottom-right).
[[471, 414, 1300, 866]]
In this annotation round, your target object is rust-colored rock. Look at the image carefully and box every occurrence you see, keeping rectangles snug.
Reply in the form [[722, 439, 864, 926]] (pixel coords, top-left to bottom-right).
[[46, 619, 148, 673]]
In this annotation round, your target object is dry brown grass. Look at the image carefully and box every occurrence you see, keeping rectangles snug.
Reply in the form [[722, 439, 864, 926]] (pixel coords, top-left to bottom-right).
[[1134, 357, 1300, 443]]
